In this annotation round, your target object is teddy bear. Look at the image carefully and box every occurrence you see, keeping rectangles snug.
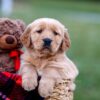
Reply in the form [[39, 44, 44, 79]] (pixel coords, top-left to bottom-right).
[[0, 18, 25, 73], [0, 18, 26, 100]]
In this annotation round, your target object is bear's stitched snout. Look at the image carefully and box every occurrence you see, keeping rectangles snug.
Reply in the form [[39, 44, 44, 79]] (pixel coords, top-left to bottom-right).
[[6, 36, 15, 44]]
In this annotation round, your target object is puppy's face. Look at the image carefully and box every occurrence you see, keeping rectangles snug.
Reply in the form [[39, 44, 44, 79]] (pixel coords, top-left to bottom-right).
[[21, 18, 70, 56]]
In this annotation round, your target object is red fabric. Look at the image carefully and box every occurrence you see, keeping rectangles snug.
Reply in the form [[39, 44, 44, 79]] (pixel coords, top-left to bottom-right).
[[9, 50, 23, 71], [0, 50, 43, 100], [1, 50, 23, 86], [0, 72, 26, 100], [2, 72, 22, 86], [0, 50, 26, 100], [0, 50, 24, 100], [8, 50, 23, 86]]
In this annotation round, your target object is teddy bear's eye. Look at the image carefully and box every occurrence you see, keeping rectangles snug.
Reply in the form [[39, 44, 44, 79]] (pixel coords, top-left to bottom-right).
[[36, 29, 42, 34]]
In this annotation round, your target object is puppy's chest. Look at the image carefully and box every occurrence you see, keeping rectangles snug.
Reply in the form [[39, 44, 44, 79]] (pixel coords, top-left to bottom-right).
[[33, 59, 48, 76], [30, 56, 58, 76]]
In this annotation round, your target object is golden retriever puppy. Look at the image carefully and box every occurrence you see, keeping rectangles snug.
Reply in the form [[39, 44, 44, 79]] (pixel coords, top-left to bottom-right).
[[19, 18, 79, 97]]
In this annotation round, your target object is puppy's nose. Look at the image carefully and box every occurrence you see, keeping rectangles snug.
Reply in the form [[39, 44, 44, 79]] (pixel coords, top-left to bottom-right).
[[43, 38, 52, 47], [6, 36, 15, 44]]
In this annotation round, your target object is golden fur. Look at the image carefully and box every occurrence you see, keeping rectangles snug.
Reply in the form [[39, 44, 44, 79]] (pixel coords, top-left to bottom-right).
[[19, 18, 78, 97]]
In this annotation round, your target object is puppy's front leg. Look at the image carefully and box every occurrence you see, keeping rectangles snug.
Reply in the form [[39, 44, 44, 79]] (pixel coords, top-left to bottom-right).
[[39, 68, 60, 97], [19, 60, 37, 91]]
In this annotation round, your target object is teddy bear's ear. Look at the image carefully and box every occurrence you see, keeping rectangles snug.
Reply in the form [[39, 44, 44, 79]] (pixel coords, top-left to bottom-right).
[[60, 28, 71, 52], [16, 20, 26, 32], [20, 24, 32, 48]]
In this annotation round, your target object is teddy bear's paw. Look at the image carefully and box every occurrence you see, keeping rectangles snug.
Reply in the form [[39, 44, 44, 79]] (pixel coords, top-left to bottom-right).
[[38, 79, 54, 97], [22, 78, 37, 91]]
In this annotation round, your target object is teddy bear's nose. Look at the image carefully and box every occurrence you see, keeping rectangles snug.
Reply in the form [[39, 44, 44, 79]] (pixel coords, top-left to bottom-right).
[[6, 36, 15, 44]]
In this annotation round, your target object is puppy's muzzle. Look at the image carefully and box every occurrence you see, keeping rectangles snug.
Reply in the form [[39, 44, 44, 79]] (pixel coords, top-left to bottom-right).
[[43, 38, 52, 47]]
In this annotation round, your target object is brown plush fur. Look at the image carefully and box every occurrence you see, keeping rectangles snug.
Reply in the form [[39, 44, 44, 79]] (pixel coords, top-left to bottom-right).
[[0, 18, 25, 72], [0, 18, 25, 49], [19, 18, 78, 98]]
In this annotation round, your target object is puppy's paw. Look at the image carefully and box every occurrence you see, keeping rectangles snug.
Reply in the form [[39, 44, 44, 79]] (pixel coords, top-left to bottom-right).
[[22, 77, 37, 91], [38, 79, 54, 97]]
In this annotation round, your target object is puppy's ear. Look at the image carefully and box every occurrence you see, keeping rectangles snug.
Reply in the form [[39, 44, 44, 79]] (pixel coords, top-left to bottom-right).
[[20, 25, 32, 48], [60, 28, 71, 51]]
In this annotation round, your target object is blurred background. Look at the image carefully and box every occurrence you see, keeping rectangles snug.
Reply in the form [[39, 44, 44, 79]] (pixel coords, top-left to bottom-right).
[[0, 0, 100, 99]]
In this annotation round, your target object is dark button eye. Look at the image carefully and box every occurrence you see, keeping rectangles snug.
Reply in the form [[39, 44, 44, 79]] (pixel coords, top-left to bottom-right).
[[53, 31, 59, 35], [36, 29, 42, 34]]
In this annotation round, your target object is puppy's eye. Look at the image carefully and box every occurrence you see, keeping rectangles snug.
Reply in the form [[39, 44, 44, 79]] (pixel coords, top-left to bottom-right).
[[53, 31, 59, 35], [36, 29, 42, 34]]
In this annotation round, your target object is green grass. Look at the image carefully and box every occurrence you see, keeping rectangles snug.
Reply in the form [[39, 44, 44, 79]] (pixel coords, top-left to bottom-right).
[[0, 0, 100, 99]]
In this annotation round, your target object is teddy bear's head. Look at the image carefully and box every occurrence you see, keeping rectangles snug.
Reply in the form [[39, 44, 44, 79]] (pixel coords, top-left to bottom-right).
[[0, 18, 25, 50]]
